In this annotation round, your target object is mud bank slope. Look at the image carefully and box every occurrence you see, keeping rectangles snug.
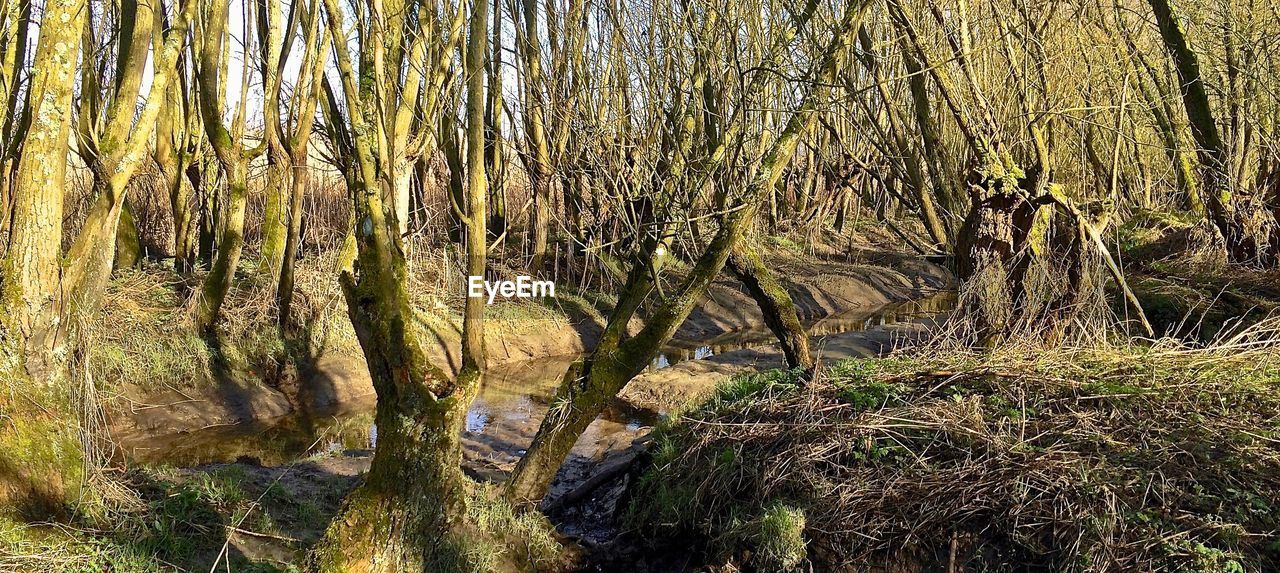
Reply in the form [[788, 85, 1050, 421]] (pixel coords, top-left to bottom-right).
[[114, 251, 951, 436]]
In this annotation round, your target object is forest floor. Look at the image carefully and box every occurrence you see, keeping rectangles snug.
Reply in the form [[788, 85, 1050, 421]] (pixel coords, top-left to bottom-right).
[[9, 217, 1280, 572], [1119, 209, 1280, 340]]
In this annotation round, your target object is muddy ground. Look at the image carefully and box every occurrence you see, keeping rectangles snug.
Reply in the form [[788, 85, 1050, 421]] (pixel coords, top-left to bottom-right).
[[157, 315, 946, 570], [112, 248, 950, 436], [106, 247, 951, 570]]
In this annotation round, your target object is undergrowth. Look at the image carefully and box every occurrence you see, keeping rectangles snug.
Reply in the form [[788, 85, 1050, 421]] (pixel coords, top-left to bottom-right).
[[1118, 208, 1280, 340], [465, 482, 566, 571], [630, 323, 1280, 572], [90, 261, 358, 401], [0, 467, 304, 572]]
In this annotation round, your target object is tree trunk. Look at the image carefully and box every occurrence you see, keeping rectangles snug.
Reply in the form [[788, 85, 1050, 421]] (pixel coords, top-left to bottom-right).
[[530, 178, 550, 271], [194, 161, 216, 268], [505, 212, 757, 506], [484, 0, 506, 241], [441, 110, 466, 243], [276, 158, 308, 322], [726, 245, 813, 373], [158, 139, 197, 274], [901, 44, 954, 247], [306, 0, 490, 565], [953, 172, 1042, 341], [461, 0, 488, 374], [260, 148, 290, 282], [306, 332, 477, 571], [0, 0, 88, 519], [518, 0, 552, 273], [195, 163, 248, 333], [0, 0, 84, 378], [193, 0, 253, 333], [113, 200, 142, 269]]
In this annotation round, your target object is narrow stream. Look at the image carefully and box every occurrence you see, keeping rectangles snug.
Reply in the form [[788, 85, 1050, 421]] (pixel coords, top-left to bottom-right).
[[115, 292, 954, 474]]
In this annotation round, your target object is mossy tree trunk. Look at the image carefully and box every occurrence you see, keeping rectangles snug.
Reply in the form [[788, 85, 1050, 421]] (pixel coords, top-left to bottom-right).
[[2, 0, 191, 368], [461, 0, 489, 377], [305, 0, 489, 568], [259, 0, 289, 283], [901, 42, 955, 247], [0, 0, 85, 518], [852, 29, 947, 250], [113, 201, 142, 269], [1, 0, 192, 520], [193, 0, 258, 334], [62, 0, 194, 310], [1114, 8, 1204, 216], [194, 163, 248, 334], [726, 245, 813, 374], [0, 0, 81, 377], [195, 158, 216, 268], [261, 149, 290, 283]]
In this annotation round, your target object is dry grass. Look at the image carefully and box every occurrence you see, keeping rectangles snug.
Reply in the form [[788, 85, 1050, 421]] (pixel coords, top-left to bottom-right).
[[632, 322, 1280, 572]]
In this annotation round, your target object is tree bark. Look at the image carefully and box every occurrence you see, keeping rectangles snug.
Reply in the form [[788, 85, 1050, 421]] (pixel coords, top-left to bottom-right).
[[0, 0, 84, 378], [726, 245, 813, 373], [461, 0, 489, 374], [113, 201, 142, 269]]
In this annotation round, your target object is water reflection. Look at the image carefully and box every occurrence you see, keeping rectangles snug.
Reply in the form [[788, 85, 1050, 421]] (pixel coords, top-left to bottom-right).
[[117, 292, 953, 470], [116, 356, 651, 473], [649, 291, 955, 369]]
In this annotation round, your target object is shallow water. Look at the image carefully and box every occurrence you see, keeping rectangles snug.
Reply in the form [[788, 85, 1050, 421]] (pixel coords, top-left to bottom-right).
[[651, 291, 956, 367], [116, 292, 954, 472]]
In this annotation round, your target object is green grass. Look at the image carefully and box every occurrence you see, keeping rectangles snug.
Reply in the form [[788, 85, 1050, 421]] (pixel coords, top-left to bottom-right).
[[464, 483, 564, 569], [754, 503, 807, 571], [0, 455, 380, 572]]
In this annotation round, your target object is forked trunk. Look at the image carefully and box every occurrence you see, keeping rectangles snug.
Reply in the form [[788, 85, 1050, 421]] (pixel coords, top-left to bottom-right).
[[306, 0, 491, 565], [307, 362, 478, 571]]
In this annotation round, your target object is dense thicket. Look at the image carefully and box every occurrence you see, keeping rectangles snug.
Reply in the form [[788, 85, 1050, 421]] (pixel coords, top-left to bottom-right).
[[2, 0, 1279, 568]]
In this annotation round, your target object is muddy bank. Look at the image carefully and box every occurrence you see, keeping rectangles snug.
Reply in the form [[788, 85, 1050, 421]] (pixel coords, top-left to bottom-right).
[[111, 251, 951, 438], [137, 313, 949, 568], [621, 294, 950, 415]]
